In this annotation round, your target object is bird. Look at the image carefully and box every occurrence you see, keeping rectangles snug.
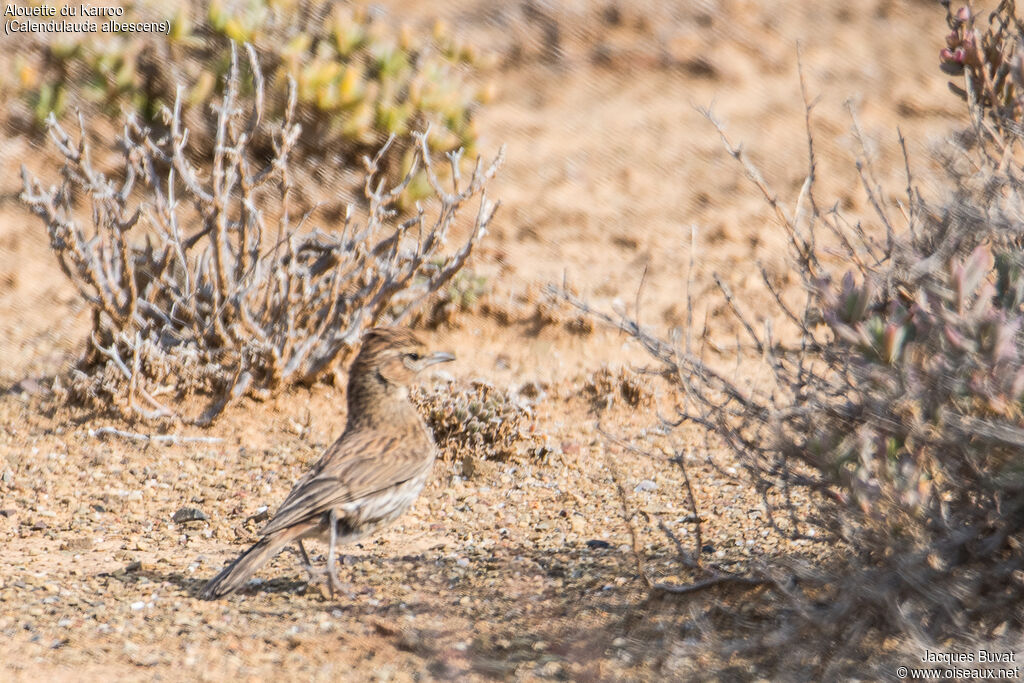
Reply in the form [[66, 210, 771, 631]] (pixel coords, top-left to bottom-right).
[[199, 326, 454, 600]]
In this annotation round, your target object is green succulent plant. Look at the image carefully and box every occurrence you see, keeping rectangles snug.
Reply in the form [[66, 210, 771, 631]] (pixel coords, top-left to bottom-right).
[[10, 0, 492, 198], [818, 242, 1024, 516], [411, 380, 544, 461]]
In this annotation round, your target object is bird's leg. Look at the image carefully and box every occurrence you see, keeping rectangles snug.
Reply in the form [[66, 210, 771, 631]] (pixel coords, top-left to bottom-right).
[[326, 509, 345, 598], [296, 540, 311, 565], [295, 539, 325, 584], [297, 539, 312, 566]]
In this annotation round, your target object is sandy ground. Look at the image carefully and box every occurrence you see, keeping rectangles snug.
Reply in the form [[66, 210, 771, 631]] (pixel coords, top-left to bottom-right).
[[0, 0, 967, 679]]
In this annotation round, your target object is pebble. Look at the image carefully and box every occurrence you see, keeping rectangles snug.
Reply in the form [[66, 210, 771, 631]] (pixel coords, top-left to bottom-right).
[[171, 507, 208, 524]]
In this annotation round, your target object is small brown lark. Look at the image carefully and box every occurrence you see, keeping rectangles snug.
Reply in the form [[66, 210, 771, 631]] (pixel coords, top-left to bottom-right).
[[200, 327, 453, 599]]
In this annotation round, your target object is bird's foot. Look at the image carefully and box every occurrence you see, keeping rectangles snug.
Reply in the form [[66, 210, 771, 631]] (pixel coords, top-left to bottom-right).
[[325, 560, 356, 600], [301, 563, 328, 585], [293, 541, 328, 588], [300, 553, 354, 600]]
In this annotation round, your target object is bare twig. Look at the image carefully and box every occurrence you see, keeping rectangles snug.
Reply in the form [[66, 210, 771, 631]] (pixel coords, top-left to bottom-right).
[[87, 426, 225, 444], [651, 572, 767, 596]]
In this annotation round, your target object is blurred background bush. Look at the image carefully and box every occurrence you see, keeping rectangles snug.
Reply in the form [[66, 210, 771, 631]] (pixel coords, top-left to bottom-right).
[[7, 0, 495, 207]]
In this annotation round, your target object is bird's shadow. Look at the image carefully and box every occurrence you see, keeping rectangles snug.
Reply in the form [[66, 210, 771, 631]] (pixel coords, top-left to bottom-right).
[[104, 561, 310, 598], [107, 542, 734, 678]]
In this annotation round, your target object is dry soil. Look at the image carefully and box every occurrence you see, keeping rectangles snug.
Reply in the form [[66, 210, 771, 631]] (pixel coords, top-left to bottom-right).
[[0, 0, 967, 680]]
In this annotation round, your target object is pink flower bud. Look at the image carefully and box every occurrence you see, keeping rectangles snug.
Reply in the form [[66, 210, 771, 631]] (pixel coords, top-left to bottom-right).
[[941, 47, 966, 65], [956, 6, 971, 24], [946, 30, 961, 48]]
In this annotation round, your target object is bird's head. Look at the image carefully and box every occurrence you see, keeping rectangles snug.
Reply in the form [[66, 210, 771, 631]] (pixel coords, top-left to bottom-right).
[[348, 327, 455, 398]]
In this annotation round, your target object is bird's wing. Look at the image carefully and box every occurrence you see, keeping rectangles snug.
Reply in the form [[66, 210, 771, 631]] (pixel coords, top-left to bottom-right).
[[258, 431, 433, 537]]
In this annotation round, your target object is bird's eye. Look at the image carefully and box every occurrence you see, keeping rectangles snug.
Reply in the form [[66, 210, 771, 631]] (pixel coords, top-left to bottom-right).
[[406, 352, 422, 362]]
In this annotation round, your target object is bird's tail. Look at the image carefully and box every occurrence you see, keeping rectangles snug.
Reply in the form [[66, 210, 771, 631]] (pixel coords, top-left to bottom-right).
[[199, 526, 306, 600]]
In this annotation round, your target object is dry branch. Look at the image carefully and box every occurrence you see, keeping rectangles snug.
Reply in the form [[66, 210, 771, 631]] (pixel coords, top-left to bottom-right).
[[557, 53, 1024, 673], [21, 43, 503, 425], [87, 426, 224, 445]]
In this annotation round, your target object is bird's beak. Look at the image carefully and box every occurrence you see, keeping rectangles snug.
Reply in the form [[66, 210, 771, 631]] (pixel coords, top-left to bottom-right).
[[423, 350, 456, 367]]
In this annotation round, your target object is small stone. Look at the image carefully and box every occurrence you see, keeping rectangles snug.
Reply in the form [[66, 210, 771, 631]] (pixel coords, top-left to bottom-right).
[[634, 479, 657, 492], [247, 506, 270, 524], [60, 537, 94, 552], [12, 378, 43, 396], [172, 507, 208, 524], [585, 539, 610, 550], [540, 661, 563, 676]]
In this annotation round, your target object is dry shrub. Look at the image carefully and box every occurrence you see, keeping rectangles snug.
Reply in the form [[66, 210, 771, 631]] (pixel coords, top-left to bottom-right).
[[411, 379, 547, 463], [582, 364, 653, 412], [561, 4, 1024, 677], [20, 45, 502, 425]]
